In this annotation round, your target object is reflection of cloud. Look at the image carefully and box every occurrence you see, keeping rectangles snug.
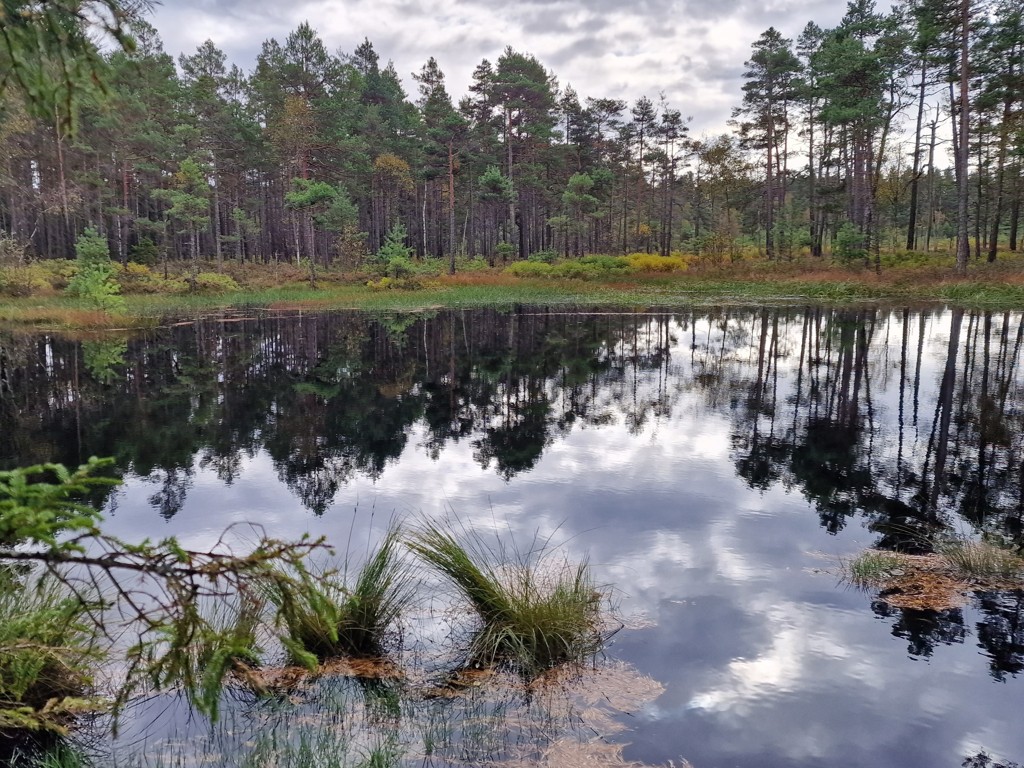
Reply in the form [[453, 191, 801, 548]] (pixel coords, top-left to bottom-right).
[[78, 307, 1024, 768], [687, 603, 835, 715]]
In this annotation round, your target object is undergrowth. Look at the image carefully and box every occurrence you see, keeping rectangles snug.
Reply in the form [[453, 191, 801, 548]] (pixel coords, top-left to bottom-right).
[[0, 577, 100, 735]]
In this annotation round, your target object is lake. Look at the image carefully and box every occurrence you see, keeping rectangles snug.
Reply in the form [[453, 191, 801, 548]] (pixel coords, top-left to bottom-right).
[[2, 305, 1023, 767]]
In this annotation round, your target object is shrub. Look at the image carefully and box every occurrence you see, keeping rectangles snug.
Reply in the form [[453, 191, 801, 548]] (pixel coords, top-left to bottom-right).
[[193, 272, 240, 294], [117, 263, 188, 294], [0, 265, 51, 297], [505, 261, 553, 278], [269, 526, 413, 665], [65, 229, 124, 313], [384, 255, 415, 279], [495, 242, 517, 262], [454, 257, 491, 272], [41, 260, 77, 290], [550, 260, 592, 279], [408, 522, 607, 673], [625, 253, 688, 273], [528, 250, 559, 264], [833, 223, 867, 265], [129, 238, 160, 266], [0, 233, 28, 265], [580, 254, 631, 272]]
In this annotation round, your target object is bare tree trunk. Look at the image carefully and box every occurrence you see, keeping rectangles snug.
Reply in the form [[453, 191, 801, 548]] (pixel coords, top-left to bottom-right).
[[925, 119, 938, 252], [906, 61, 928, 251], [955, 0, 971, 275], [448, 141, 457, 273]]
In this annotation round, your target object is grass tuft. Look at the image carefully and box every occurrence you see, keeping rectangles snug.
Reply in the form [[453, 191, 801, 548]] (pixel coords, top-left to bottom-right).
[[937, 539, 1024, 582], [407, 522, 606, 673], [268, 525, 414, 665], [840, 550, 910, 587], [0, 577, 100, 735]]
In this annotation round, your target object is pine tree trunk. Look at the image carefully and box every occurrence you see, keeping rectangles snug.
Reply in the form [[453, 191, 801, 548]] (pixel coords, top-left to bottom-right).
[[906, 61, 928, 251], [955, 0, 971, 275]]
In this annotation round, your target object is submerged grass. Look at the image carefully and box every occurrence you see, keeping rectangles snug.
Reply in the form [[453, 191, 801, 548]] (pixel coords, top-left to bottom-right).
[[0, 578, 100, 736], [407, 522, 606, 674], [267, 526, 414, 665]]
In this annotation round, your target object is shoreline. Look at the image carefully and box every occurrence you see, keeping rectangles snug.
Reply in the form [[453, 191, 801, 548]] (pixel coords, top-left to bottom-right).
[[3, 267, 1024, 333]]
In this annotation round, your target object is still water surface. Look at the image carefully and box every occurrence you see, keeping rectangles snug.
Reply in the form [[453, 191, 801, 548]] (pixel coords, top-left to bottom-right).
[[2, 306, 1023, 767]]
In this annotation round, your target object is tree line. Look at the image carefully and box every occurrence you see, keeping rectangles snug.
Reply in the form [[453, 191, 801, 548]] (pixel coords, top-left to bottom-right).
[[0, 0, 1021, 272]]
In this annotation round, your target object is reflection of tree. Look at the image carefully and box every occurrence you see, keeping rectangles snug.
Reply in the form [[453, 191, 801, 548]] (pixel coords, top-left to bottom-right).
[[870, 600, 967, 658], [147, 467, 194, 520], [724, 308, 1024, 550], [723, 306, 1024, 664], [973, 591, 1024, 681], [473, 383, 550, 480], [82, 338, 128, 384], [2, 308, 1022, 542]]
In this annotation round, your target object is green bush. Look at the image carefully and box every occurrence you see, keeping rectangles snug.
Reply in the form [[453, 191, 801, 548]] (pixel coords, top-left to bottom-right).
[[579, 254, 631, 273], [0, 233, 27, 265], [385, 255, 415, 279], [833, 223, 867, 265], [528, 249, 559, 264], [505, 261, 554, 278], [495, 242, 516, 262], [0, 265, 51, 297], [129, 238, 160, 266], [455, 257, 491, 272], [625, 253, 687, 272], [117, 262, 188, 294], [193, 272, 240, 294], [550, 260, 592, 279]]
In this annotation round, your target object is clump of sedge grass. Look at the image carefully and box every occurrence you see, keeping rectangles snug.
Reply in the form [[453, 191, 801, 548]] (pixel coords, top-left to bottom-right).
[[407, 522, 606, 673], [0, 577, 100, 735], [937, 538, 1024, 582], [840, 550, 910, 587], [268, 526, 414, 666]]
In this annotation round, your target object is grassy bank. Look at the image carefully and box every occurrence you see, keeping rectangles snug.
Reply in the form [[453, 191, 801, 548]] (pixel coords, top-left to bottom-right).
[[3, 257, 1024, 331]]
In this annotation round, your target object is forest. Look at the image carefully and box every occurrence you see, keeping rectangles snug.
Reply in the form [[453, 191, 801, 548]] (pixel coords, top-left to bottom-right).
[[0, 0, 1021, 280]]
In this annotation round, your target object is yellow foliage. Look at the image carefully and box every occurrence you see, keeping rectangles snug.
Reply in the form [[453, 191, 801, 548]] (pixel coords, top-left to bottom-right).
[[625, 254, 688, 273], [121, 262, 153, 278], [373, 153, 414, 193]]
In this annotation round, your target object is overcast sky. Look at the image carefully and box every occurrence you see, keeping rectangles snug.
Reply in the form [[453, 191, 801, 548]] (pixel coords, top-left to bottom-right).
[[149, 0, 866, 136]]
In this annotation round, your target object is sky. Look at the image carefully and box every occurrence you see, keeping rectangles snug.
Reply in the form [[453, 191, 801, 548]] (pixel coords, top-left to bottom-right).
[[148, 0, 859, 137]]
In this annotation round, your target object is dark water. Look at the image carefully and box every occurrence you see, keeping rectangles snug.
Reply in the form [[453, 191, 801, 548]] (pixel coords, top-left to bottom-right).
[[2, 306, 1024, 767]]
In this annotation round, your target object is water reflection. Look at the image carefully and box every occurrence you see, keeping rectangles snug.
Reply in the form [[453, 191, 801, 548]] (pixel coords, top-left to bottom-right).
[[2, 306, 1024, 767]]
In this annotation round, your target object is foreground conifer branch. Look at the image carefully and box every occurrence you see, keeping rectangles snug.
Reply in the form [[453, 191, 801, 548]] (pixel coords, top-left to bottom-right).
[[0, 458, 330, 728]]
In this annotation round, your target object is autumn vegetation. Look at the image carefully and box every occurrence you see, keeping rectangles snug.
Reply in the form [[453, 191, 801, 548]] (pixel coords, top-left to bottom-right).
[[1, 0, 1023, 320]]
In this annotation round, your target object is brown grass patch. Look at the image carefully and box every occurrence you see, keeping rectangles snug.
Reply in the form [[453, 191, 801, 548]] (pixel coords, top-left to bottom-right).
[[236, 656, 403, 696], [842, 547, 1024, 611], [1, 307, 120, 328], [421, 665, 497, 699], [872, 556, 967, 611]]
